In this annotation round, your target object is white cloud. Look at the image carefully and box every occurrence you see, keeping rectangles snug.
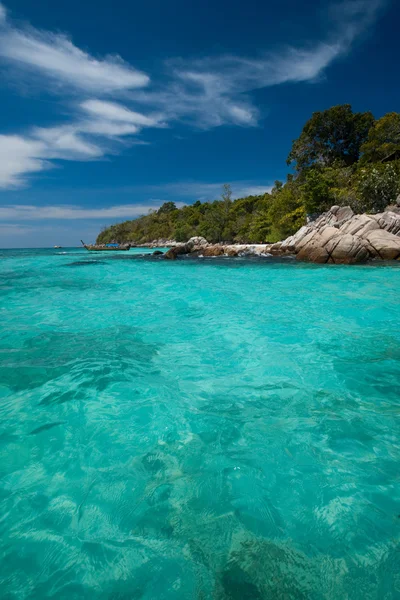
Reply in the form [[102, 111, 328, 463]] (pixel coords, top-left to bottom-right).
[[33, 126, 103, 159], [81, 100, 160, 127], [0, 135, 49, 187], [80, 120, 140, 136], [0, 3, 6, 23], [0, 4, 160, 186], [235, 185, 274, 197], [133, 0, 385, 128], [0, 202, 186, 221], [0, 223, 36, 236], [0, 0, 386, 187], [0, 128, 104, 188], [0, 103, 159, 187], [142, 180, 273, 200], [0, 180, 270, 222], [0, 9, 149, 92]]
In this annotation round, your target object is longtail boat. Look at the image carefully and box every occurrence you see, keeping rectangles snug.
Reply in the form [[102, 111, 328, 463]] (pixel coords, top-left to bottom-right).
[[81, 240, 131, 252]]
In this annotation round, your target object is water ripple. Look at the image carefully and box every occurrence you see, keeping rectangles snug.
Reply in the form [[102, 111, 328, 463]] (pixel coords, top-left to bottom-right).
[[0, 248, 399, 598]]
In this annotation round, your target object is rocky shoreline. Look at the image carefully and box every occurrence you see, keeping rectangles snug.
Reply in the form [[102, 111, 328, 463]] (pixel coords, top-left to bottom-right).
[[150, 205, 400, 264]]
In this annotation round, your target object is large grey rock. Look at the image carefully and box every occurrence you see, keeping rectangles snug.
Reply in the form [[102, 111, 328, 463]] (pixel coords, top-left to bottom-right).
[[325, 233, 369, 264], [280, 225, 311, 252], [362, 229, 400, 260], [335, 206, 354, 222], [268, 242, 284, 255], [202, 245, 224, 256], [279, 235, 296, 252], [225, 246, 240, 256], [164, 244, 188, 259], [371, 211, 400, 236], [385, 205, 400, 215], [291, 205, 400, 264], [318, 226, 341, 247], [339, 214, 379, 237], [186, 236, 209, 251], [295, 226, 351, 263], [310, 205, 353, 231], [295, 228, 321, 252], [296, 234, 330, 263], [164, 236, 209, 258]]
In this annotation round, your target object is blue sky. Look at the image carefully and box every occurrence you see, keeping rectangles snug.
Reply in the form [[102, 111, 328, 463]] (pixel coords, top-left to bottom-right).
[[0, 0, 397, 247]]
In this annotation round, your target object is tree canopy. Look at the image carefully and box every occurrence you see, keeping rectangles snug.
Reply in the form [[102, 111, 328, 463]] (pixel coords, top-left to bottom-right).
[[287, 104, 374, 171], [360, 112, 400, 163]]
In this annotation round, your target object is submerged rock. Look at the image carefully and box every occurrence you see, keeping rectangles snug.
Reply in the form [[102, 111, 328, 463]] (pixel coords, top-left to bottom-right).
[[214, 534, 319, 600], [225, 246, 240, 257], [164, 245, 188, 260], [164, 236, 208, 259]]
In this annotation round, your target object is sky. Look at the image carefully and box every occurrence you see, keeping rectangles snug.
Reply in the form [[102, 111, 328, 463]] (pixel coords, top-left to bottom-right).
[[0, 0, 398, 247]]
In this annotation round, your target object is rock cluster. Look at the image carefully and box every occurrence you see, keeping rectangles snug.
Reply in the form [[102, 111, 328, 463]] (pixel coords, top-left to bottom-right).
[[274, 206, 400, 264], [135, 239, 179, 248], [154, 206, 400, 264], [164, 238, 272, 260], [164, 236, 209, 259]]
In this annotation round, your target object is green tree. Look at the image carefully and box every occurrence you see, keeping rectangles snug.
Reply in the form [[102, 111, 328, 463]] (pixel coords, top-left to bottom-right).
[[219, 184, 233, 241], [267, 182, 305, 240], [354, 162, 400, 213], [360, 112, 400, 163], [287, 104, 374, 171], [158, 201, 177, 214], [299, 168, 338, 214]]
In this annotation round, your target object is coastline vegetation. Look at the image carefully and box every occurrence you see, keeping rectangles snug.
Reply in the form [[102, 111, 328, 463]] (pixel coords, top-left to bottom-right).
[[97, 105, 400, 245]]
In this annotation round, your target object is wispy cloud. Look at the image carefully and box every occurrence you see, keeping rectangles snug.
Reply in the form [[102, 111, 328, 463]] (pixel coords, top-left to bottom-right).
[[33, 126, 103, 159], [0, 17, 148, 92], [133, 0, 385, 128], [142, 181, 274, 200], [0, 101, 158, 188], [0, 3, 158, 187], [0, 202, 186, 221], [0, 0, 386, 187], [0, 223, 37, 236], [0, 180, 272, 222], [0, 135, 49, 188], [81, 100, 161, 127]]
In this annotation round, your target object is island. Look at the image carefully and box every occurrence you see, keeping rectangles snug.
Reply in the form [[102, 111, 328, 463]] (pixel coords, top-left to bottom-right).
[[97, 104, 400, 264]]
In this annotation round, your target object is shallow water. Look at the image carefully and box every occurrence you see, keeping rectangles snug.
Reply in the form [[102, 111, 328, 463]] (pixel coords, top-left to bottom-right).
[[0, 247, 400, 599]]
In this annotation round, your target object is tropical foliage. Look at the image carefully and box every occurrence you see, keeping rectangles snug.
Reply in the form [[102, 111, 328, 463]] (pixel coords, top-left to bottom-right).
[[97, 105, 400, 245]]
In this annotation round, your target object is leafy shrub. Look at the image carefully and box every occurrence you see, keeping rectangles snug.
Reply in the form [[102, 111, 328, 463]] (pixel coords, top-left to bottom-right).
[[353, 162, 400, 213]]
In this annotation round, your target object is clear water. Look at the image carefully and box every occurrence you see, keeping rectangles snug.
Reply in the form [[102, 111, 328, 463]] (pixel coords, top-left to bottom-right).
[[1, 247, 400, 599]]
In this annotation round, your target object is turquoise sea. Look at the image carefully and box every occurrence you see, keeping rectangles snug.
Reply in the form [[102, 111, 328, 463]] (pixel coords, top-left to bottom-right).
[[0, 247, 400, 599]]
